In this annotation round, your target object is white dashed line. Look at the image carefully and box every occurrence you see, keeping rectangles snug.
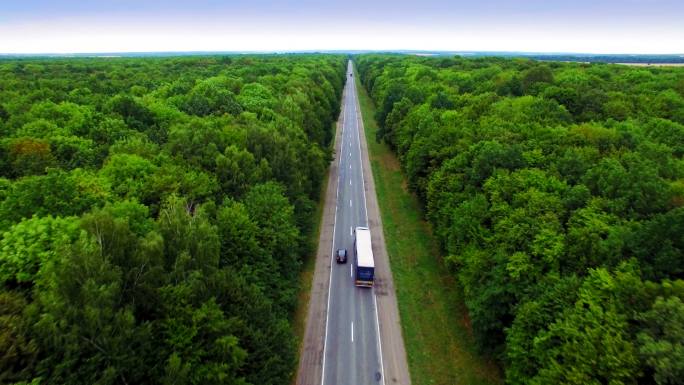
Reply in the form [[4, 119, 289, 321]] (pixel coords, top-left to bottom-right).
[[351, 322, 354, 342]]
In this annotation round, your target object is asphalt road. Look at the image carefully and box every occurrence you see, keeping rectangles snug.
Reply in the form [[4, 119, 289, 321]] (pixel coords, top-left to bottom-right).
[[321, 60, 384, 385], [296, 59, 410, 385]]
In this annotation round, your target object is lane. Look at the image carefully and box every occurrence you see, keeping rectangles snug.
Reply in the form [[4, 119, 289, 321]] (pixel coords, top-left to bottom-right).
[[322, 60, 383, 385]]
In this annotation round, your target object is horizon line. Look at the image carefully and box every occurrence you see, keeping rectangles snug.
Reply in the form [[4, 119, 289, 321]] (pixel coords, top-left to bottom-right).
[[1, 49, 684, 57]]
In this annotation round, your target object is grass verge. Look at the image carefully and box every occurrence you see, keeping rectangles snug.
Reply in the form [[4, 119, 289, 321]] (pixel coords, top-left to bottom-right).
[[354, 68, 502, 385]]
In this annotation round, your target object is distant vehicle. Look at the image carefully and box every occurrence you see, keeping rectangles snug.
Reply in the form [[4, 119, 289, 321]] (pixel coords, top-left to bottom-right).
[[353, 227, 374, 287], [336, 248, 348, 264], [349, 73, 353, 77]]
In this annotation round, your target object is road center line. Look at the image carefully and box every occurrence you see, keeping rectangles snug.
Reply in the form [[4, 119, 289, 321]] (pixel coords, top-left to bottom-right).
[[351, 322, 354, 342], [350, 199, 352, 208]]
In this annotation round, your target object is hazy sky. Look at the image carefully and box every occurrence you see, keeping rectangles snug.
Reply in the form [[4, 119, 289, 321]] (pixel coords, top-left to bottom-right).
[[1, 0, 683, 54]]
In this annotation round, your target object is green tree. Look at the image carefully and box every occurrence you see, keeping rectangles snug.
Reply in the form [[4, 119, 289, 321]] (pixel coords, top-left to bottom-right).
[[99, 153, 157, 201], [30, 235, 152, 385], [0, 169, 108, 231], [0, 215, 80, 286], [521, 65, 554, 94], [638, 295, 684, 385], [0, 291, 38, 383], [244, 183, 301, 313], [0, 54, 353, 384], [531, 269, 639, 385], [6, 137, 56, 177]]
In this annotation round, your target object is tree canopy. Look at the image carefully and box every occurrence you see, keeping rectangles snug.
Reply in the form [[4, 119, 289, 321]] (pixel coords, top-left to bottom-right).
[[0, 54, 346, 384], [356, 54, 684, 385]]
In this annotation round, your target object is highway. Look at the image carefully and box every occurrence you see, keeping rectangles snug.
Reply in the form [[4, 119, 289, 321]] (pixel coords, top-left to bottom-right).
[[321, 60, 384, 385]]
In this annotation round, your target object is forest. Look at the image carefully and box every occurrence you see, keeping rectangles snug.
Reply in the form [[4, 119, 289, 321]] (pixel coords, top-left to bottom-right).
[[356, 54, 684, 385], [0, 55, 346, 384]]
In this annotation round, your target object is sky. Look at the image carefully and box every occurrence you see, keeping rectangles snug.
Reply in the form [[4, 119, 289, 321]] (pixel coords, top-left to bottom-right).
[[1, 0, 683, 54]]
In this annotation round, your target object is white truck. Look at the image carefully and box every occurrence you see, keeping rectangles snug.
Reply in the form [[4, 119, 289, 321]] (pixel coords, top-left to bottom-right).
[[353, 227, 375, 287]]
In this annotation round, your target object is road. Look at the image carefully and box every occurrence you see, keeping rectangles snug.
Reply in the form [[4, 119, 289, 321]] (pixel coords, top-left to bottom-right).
[[296, 60, 411, 385], [319, 60, 384, 385]]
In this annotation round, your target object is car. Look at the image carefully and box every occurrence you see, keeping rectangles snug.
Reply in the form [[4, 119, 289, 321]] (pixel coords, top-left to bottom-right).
[[336, 248, 348, 264]]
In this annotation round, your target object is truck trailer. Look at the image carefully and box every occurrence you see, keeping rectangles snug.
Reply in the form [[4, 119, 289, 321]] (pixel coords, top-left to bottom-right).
[[353, 226, 375, 287]]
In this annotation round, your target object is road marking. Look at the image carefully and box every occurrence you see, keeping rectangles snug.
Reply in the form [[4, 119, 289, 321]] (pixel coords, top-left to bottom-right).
[[349, 179, 351, 186], [349, 164, 351, 169], [350, 199, 352, 208], [350, 226, 352, 236], [373, 293, 387, 385], [353, 74, 369, 226], [351, 321, 354, 342]]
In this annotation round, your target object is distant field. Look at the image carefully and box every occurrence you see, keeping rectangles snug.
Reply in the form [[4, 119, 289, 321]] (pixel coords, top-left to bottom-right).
[[617, 62, 684, 66], [354, 65, 502, 385]]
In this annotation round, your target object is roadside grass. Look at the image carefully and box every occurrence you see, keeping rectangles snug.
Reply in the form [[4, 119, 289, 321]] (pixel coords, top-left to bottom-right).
[[354, 70, 502, 385]]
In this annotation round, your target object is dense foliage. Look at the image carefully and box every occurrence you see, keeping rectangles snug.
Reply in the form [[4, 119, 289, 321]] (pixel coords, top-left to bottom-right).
[[0, 55, 345, 384], [357, 54, 684, 385]]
